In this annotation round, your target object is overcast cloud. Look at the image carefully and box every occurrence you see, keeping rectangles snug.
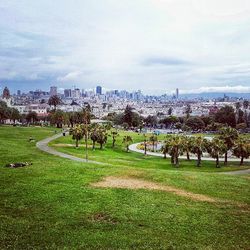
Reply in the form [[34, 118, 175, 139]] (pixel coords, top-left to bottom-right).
[[0, 0, 250, 94]]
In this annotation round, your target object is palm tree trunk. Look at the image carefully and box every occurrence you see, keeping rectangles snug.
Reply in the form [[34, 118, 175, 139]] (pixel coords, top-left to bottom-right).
[[85, 134, 88, 162], [92, 141, 95, 150], [171, 155, 174, 164], [127, 145, 129, 152], [163, 152, 166, 159], [216, 156, 219, 168], [175, 156, 179, 167], [224, 151, 228, 165], [76, 139, 79, 148], [197, 154, 201, 167], [240, 156, 244, 165], [186, 151, 190, 160], [144, 142, 147, 155]]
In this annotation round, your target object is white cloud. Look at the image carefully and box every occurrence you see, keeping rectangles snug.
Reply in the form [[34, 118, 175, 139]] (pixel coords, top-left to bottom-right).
[[181, 85, 250, 94], [0, 0, 250, 93]]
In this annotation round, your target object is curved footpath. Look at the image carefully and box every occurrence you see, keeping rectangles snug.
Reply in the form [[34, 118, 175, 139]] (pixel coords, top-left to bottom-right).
[[36, 134, 250, 175], [36, 133, 106, 165], [129, 142, 250, 175]]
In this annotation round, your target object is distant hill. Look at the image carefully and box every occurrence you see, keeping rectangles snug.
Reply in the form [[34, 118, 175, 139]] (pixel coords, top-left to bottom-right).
[[180, 92, 250, 100]]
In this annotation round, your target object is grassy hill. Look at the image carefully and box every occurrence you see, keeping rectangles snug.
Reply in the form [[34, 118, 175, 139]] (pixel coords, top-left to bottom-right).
[[0, 126, 249, 249]]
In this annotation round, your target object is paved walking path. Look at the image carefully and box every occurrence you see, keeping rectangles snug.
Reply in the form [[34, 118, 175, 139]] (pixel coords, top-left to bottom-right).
[[36, 135, 250, 175], [129, 142, 250, 175], [36, 132, 106, 165]]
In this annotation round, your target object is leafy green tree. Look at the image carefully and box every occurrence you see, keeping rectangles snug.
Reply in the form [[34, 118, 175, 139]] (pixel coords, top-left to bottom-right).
[[122, 135, 133, 152], [215, 105, 236, 128], [144, 115, 157, 128], [233, 137, 250, 165], [160, 116, 179, 128], [9, 108, 20, 123], [26, 111, 38, 124], [200, 115, 214, 128], [219, 127, 238, 165], [243, 100, 249, 127], [124, 105, 133, 127], [0, 101, 9, 123], [185, 117, 205, 131], [48, 95, 62, 110]]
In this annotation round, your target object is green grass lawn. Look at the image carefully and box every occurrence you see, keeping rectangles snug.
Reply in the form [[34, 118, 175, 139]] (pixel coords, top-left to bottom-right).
[[0, 126, 249, 249], [49, 130, 250, 172]]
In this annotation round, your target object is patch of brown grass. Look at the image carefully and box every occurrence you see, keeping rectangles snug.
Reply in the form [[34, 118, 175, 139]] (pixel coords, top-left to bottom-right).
[[91, 176, 216, 203]]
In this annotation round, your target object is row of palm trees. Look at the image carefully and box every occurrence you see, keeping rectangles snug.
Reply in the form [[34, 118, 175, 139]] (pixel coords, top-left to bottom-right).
[[69, 122, 250, 167], [159, 127, 250, 167]]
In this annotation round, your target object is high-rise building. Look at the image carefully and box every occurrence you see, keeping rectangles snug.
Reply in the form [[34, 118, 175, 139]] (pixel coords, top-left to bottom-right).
[[50, 86, 57, 96], [2, 87, 10, 99], [176, 88, 179, 99], [71, 88, 81, 99], [64, 89, 71, 98], [17, 90, 21, 96], [96, 86, 102, 95]]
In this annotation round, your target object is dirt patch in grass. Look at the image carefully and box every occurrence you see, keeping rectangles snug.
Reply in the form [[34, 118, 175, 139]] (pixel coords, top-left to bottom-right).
[[91, 176, 216, 203], [88, 212, 118, 224]]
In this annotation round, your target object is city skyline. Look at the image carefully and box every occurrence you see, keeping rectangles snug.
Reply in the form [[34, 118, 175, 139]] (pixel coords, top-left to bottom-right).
[[0, 0, 250, 94]]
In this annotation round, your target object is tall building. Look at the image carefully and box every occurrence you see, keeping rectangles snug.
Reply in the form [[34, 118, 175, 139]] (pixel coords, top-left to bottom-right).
[[176, 88, 179, 99], [96, 86, 102, 95], [64, 89, 71, 98], [71, 88, 81, 99], [17, 90, 21, 96], [50, 86, 57, 96], [2, 87, 10, 99]]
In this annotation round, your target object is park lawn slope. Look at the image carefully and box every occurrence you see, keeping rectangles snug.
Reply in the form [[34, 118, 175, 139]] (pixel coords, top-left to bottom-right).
[[0, 126, 249, 249]]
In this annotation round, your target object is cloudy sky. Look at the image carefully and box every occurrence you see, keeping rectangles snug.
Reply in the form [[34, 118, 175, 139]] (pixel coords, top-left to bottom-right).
[[0, 0, 250, 94]]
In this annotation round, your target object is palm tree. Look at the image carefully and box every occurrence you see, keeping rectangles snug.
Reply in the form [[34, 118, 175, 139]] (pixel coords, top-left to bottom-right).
[[232, 137, 250, 165], [181, 135, 192, 160], [96, 127, 108, 149], [143, 134, 148, 155], [90, 124, 99, 150], [205, 138, 227, 168], [165, 135, 183, 167], [82, 107, 91, 161], [48, 95, 62, 110], [190, 136, 206, 167], [149, 134, 158, 152], [69, 124, 84, 148], [161, 138, 171, 159], [122, 135, 133, 152], [219, 127, 238, 165], [110, 130, 119, 148]]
